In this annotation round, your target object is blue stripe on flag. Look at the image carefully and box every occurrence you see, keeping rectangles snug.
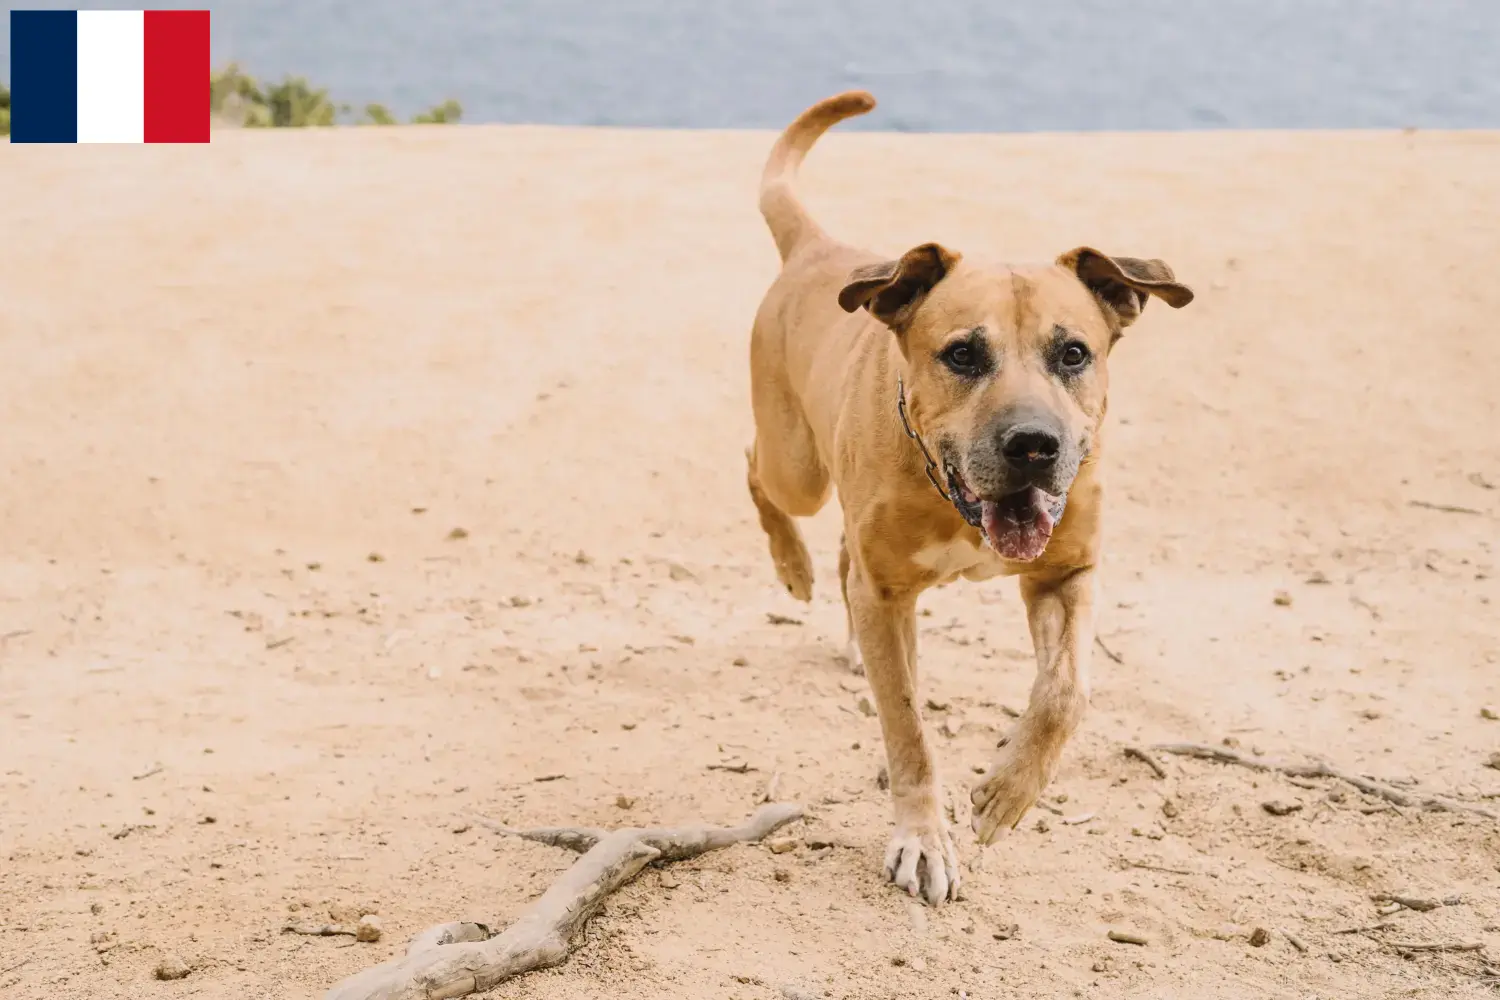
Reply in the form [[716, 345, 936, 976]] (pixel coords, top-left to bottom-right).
[[10, 10, 80, 143]]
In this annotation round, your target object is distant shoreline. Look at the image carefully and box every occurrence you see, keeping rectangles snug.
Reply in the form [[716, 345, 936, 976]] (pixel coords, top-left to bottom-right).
[[0, 67, 459, 137]]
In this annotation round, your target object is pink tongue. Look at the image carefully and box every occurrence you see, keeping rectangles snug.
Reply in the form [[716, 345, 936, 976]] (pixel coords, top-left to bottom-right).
[[981, 488, 1056, 562]]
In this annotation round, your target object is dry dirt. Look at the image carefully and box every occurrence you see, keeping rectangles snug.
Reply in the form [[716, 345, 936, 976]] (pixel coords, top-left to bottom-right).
[[1, 124, 1498, 1000]]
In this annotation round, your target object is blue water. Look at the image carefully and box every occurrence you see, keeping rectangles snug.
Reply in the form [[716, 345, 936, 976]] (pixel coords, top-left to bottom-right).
[[4, 0, 1498, 131]]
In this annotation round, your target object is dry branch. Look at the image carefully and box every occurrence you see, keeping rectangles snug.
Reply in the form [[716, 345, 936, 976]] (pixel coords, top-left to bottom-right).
[[1390, 941, 1485, 954], [1094, 635, 1125, 664], [1370, 892, 1457, 913], [327, 803, 802, 1000], [1123, 746, 1167, 780], [287, 923, 357, 938], [465, 817, 604, 854], [1151, 743, 1497, 821], [1409, 500, 1484, 516], [1122, 859, 1196, 876]]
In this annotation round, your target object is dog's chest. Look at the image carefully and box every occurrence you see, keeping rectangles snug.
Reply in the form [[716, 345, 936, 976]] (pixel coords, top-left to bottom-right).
[[912, 534, 1008, 585]]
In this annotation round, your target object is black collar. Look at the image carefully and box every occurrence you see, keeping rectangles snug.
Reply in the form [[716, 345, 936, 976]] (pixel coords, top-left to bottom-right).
[[896, 375, 983, 529], [895, 374, 949, 500]]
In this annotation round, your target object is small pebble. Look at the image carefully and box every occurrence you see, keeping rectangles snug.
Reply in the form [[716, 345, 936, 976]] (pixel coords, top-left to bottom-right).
[[1161, 798, 1179, 818], [1480, 706, 1498, 721], [909, 957, 927, 972], [356, 915, 383, 943], [1273, 590, 1293, 607], [857, 696, 876, 717], [774, 868, 791, 883], [154, 955, 191, 981], [767, 837, 799, 855], [659, 873, 680, 889], [450, 823, 470, 835], [1249, 927, 1271, 947], [615, 794, 636, 810], [1261, 800, 1303, 816]]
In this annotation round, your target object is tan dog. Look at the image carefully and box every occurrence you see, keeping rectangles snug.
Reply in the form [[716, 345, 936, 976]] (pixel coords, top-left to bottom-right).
[[746, 92, 1193, 905]]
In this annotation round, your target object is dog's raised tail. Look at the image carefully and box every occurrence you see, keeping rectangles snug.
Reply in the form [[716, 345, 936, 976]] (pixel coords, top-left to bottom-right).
[[760, 91, 876, 262]]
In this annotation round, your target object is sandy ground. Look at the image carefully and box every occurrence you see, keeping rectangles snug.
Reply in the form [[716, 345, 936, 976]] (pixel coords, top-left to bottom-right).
[[1, 123, 1498, 1000]]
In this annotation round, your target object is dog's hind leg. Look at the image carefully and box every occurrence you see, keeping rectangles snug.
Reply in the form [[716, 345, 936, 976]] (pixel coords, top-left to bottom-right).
[[745, 441, 821, 602]]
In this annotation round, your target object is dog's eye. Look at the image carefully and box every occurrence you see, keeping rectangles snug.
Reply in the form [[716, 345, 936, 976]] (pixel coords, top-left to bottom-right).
[[1060, 342, 1091, 368], [941, 342, 979, 374]]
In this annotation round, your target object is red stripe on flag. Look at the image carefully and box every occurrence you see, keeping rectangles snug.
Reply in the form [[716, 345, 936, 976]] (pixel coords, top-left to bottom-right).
[[143, 10, 210, 143]]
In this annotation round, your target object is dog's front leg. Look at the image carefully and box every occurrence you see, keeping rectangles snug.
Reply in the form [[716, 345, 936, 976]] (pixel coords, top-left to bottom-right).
[[971, 565, 1094, 843], [847, 569, 958, 905]]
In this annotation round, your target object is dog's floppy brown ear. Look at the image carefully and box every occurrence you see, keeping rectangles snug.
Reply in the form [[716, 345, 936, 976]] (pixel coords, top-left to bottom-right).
[[838, 243, 960, 328], [1058, 247, 1193, 328]]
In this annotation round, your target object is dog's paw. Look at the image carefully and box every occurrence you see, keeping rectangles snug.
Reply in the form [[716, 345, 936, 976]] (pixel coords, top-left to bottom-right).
[[883, 815, 960, 906], [969, 742, 1053, 845]]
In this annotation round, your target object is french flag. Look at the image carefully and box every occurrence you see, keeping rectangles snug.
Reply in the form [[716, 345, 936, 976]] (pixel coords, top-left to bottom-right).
[[10, 9, 209, 143]]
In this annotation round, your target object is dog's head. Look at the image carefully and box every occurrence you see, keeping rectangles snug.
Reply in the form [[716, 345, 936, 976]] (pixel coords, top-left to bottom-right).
[[839, 243, 1193, 561]]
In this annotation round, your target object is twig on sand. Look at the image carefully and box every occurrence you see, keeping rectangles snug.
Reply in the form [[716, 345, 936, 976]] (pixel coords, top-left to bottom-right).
[[1371, 892, 1458, 914], [1390, 941, 1485, 955], [327, 803, 803, 1000], [1409, 500, 1484, 516], [1123, 746, 1167, 780], [464, 816, 605, 855], [1151, 743, 1497, 821], [1335, 922, 1396, 936], [1282, 930, 1309, 953], [0, 958, 31, 976], [1094, 635, 1124, 664], [1122, 859, 1196, 877], [286, 923, 358, 938]]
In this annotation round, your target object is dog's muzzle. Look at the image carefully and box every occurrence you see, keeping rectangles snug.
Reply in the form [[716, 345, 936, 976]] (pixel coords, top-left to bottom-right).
[[947, 464, 1067, 562]]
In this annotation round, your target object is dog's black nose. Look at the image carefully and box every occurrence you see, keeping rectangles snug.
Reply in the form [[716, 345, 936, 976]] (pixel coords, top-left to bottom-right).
[[1001, 426, 1061, 471]]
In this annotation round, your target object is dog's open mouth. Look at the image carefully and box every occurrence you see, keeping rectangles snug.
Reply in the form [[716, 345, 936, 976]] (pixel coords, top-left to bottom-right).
[[948, 469, 1066, 562]]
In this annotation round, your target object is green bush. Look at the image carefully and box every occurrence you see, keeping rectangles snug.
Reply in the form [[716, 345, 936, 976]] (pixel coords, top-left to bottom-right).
[[210, 64, 460, 128], [360, 103, 398, 126], [0, 69, 456, 135], [412, 99, 462, 125]]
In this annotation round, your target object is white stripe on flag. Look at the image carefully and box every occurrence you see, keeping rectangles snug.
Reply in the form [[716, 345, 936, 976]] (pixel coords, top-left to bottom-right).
[[77, 10, 146, 144]]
